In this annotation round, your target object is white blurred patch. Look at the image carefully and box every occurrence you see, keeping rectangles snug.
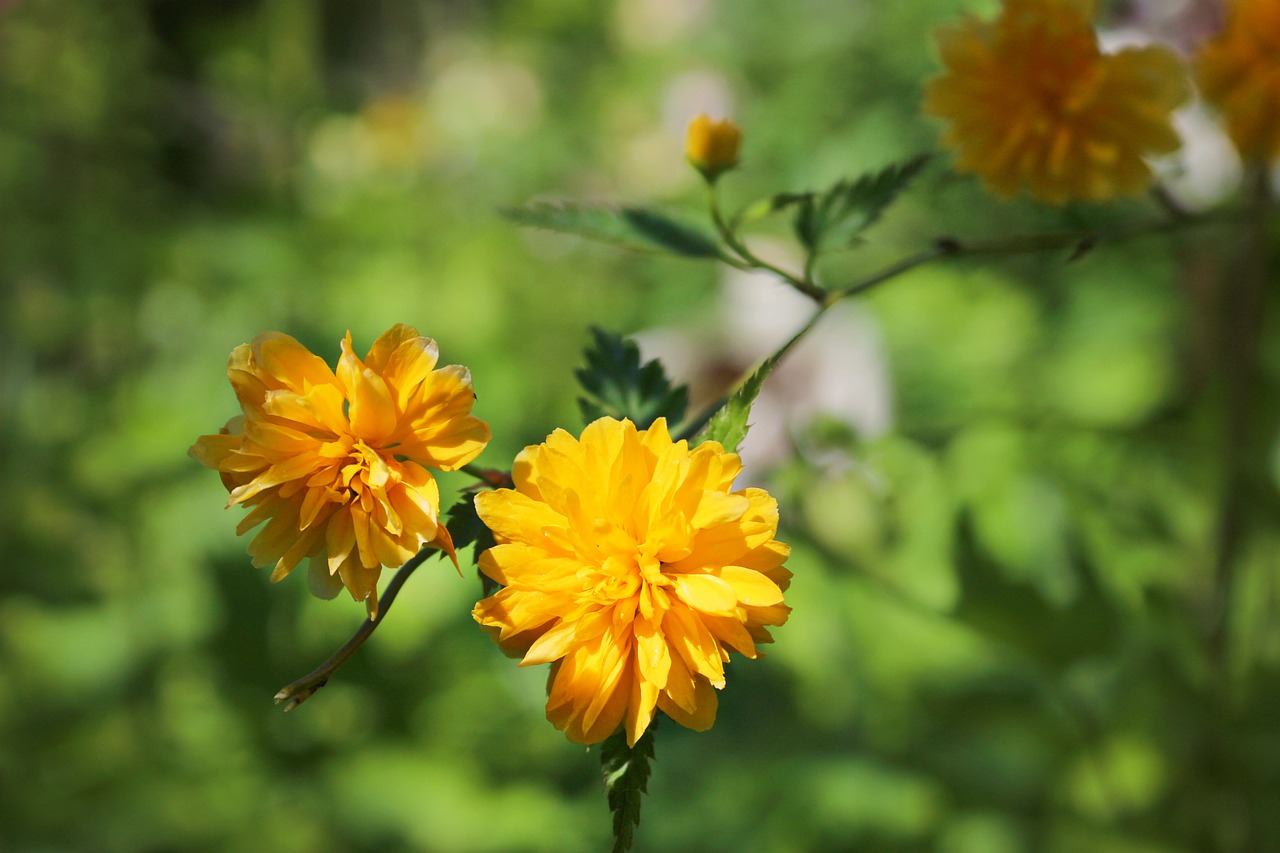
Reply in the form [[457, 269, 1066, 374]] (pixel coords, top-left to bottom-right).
[[1154, 102, 1242, 211], [661, 70, 736, 138], [636, 254, 893, 479], [425, 47, 543, 165], [613, 0, 710, 51]]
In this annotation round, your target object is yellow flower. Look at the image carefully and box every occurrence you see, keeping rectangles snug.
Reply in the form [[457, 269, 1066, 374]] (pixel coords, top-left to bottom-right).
[[190, 324, 490, 617], [1196, 0, 1280, 163], [922, 0, 1189, 204], [472, 417, 791, 746], [686, 114, 742, 181]]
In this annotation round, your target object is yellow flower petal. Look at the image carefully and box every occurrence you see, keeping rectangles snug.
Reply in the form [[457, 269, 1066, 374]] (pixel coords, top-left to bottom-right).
[[472, 417, 788, 744], [1196, 0, 1280, 162], [922, 0, 1188, 204], [656, 673, 718, 733], [191, 325, 489, 610], [672, 573, 739, 616], [475, 489, 570, 549], [719, 565, 785, 607]]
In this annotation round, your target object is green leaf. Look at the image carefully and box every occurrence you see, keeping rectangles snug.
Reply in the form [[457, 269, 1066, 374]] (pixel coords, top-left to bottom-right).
[[793, 195, 821, 251], [502, 203, 723, 258], [793, 153, 931, 252], [576, 327, 689, 430], [600, 721, 657, 853], [444, 492, 499, 597], [696, 313, 819, 453], [737, 191, 813, 226]]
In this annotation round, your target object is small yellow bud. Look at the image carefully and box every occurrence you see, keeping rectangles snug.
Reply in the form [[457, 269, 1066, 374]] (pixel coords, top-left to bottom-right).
[[685, 114, 741, 181]]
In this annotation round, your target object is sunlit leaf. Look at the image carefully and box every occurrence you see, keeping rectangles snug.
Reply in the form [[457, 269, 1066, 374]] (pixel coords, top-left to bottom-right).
[[601, 722, 656, 853]]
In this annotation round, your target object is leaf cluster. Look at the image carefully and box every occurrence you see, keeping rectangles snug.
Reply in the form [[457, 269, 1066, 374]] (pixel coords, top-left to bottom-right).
[[444, 491, 500, 596], [792, 153, 931, 253], [576, 327, 689, 430]]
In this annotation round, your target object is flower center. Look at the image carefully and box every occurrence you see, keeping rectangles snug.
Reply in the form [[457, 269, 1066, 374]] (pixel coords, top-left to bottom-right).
[[327, 438, 392, 507], [588, 527, 673, 604]]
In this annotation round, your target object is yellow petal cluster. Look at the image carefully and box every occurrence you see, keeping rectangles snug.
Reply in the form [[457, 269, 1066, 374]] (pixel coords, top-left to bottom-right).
[[686, 114, 742, 181], [473, 417, 791, 746], [1196, 0, 1280, 163], [190, 324, 490, 616], [922, 0, 1188, 204]]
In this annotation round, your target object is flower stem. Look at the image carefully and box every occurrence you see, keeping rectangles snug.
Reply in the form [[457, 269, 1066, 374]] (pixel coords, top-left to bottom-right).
[[273, 547, 436, 710], [460, 463, 513, 489], [707, 183, 826, 302]]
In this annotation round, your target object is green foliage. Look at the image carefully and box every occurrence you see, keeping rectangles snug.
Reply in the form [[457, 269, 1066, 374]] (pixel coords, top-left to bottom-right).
[[576, 327, 689, 429], [502, 203, 725, 259], [7, 2, 1280, 853], [443, 492, 499, 596], [794, 153, 931, 252], [600, 723, 656, 853]]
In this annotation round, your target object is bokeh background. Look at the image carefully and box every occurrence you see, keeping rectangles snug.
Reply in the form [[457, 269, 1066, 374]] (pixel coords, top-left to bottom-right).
[[4, 0, 1279, 851]]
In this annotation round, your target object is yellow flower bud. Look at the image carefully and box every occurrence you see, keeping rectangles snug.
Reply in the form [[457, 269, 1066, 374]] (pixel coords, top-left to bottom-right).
[[685, 114, 741, 181]]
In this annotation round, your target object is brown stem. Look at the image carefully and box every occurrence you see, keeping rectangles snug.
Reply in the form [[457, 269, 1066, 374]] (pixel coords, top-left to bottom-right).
[[707, 184, 826, 302], [827, 209, 1243, 306], [1207, 168, 1272, 675], [273, 547, 436, 710]]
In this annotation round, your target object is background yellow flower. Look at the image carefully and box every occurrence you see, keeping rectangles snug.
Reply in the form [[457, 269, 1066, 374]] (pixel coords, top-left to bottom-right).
[[473, 417, 790, 746], [190, 324, 490, 616], [686, 114, 742, 181], [923, 0, 1188, 204], [1197, 0, 1280, 163]]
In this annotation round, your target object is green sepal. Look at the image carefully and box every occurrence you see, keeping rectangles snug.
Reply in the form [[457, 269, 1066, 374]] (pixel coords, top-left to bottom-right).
[[502, 202, 724, 259], [793, 153, 931, 252], [576, 327, 689, 430], [600, 721, 657, 853]]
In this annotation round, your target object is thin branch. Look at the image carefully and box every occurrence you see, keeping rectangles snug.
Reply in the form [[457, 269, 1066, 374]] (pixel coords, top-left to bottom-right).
[[678, 207, 1247, 449], [826, 243, 956, 305], [273, 547, 438, 710], [460, 463, 513, 489], [707, 184, 826, 302], [824, 208, 1244, 306]]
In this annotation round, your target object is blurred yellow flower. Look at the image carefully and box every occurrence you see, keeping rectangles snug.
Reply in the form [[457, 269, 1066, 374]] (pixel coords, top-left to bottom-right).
[[190, 324, 490, 617], [923, 0, 1188, 204], [1196, 0, 1280, 163], [472, 417, 791, 746], [686, 114, 742, 181]]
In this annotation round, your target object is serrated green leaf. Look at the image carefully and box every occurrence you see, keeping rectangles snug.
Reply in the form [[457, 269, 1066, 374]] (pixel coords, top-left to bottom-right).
[[444, 492, 499, 596], [697, 313, 820, 453], [600, 721, 656, 853], [576, 327, 689, 430], [793, 195, 821, 251], [502, 203, 723, 258], [793, 153, 931, 252]]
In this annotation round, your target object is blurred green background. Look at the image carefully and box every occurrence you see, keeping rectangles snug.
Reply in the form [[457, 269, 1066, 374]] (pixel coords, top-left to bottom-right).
[[4, 0, 1280, 851]]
